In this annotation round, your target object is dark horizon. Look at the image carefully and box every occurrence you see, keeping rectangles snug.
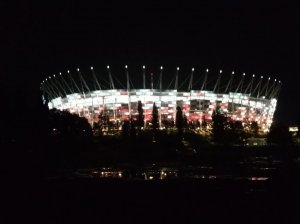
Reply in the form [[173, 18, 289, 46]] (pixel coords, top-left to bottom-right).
[[4, 2, 300, 126]]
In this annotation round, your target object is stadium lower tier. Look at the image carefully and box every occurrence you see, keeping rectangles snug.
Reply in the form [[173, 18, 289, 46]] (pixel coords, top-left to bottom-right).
[[48, 89, 277, 132]]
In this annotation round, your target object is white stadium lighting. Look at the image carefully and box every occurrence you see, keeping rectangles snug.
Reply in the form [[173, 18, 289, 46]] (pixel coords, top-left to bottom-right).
[[77, 68, 80, 71], [91, 66, 93, 70], [67, 70, 70, 73], [59, 72, 62, 75], [232, 71, 235, 75], [261, 76, 263, 79], [44, 65, 279, 132], [243, 73, 246, 76]]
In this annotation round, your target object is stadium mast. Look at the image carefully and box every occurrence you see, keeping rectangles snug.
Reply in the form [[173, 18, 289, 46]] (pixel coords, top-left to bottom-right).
[[188, 68, 195, 91], [90, 67, 101, 90], [225, 71, 235, 93], [53, 74, 67, 96], [159, 66, 163, 127], [174, 67, 179, 89], [213, 70, 222, 93], [142, 65, 146, 89], [59, 72, 73, 94], [107, 65, 115, 89], [244, 74, 255, 95], [235, 73, 245, 93], [125, 65, 131, 119], [77, 68, 90, 94], [67, 70, 81, 94], [201, 69, 209, 91]]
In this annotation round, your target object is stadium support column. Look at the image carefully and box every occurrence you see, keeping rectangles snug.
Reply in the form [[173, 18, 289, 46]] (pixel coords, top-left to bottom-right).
[[201, 69, 209, 91], [225, 71, 235, 93], [53, 74, 67, 96], [91, 66, 101, 90], [68, 70, 81, 93], [188, 68, 194, 91], [235, 73, 245, 93], [59, 72, 73, 95], [159, 66, 163, 128], [49, 75, 63, 98], [107, 65, 116, 121], [143, 65, 146, 89], [213, 70, 222, 93], [174, 67, 179, 122], [188, 68, 195, 121], [268, 79, 278, 99], [126, 65, 131, 119], [107, 65, 115, 89], [151, 73, 154, 90]]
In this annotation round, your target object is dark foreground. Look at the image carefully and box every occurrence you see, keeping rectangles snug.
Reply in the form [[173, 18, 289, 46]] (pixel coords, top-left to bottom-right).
[[3, 177, 300, 223], [2, 145, 300, 223]]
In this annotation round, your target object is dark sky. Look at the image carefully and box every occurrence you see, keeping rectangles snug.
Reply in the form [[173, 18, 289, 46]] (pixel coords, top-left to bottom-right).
[[4, 1, 300, 125]]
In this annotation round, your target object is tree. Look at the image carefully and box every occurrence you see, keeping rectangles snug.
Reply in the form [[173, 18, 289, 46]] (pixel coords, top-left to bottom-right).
[[129, 118, 137, 137], [137, 100, 144, 131], [227, 120, 247, 145], [183, 113, 188, 129], [152, 103, 159, 137], [47, 109, 93, 169], [212, 108, 227, 143], [175, 106, 183, 139], [267, 122, 293, 145], [121, 120, 130, 138], [250, 121, 259, 137]]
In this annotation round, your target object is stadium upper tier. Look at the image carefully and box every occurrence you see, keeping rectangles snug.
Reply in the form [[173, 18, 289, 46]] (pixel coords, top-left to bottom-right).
[[41, 66, 281, 132]]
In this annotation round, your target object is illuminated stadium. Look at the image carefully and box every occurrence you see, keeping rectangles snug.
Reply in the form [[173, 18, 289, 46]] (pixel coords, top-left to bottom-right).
[[40, 65, 281, 132]]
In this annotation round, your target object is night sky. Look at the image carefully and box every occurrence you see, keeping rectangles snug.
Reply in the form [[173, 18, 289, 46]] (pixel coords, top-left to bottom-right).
[[4, 2, 300, 127]]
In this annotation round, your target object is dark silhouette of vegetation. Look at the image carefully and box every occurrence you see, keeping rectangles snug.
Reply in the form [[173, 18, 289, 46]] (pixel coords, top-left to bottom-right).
[[175, 106, 183, 139], [137, 100, 144, 132], [267, 122, 293, 145], [212, 108, 248, 145], [152, 103, 159, 137], [121, 120, 130, 138], [249, 121, 259, 137], [130, 118, 137, 137], [227, 120, 248, 145], [46, 109, 93, 170], [183, 113, 188, 129], [212, 109, 227, 143]]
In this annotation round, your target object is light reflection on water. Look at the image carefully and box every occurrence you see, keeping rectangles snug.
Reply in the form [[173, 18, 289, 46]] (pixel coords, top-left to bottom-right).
[[72, 165, 276, 182]]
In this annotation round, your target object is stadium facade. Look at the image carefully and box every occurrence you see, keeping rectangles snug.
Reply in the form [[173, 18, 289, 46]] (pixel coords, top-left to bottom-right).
[[40, 66, 281, 132]]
